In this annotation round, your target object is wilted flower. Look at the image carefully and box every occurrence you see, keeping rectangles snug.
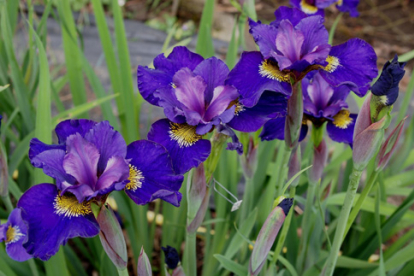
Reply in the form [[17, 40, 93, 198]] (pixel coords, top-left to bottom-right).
[[162, 245, 180, 269], [0, 208, 32, 261]]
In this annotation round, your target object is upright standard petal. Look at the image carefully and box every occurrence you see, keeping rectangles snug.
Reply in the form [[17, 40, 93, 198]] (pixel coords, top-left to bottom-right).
[[84, 121, 127, 174], [327, 112, 357, 145], [153, 46, 204, 76], [125, 140, 184, 207], [272, 6, 307, 27], [228, 91, 288, 132], [62, 133, 100, 201], [248, 20, 279, 59], [226, 51, 291, 108], [95, 156, 129, 194], [273, 20, 304, 70], [54, 119, 97, 144], [3, 208, 32, 262], [204, 85, 239, 122], [319, 38, 378, 97], [29, 138, 75, 185], [148, 119, 211, 174], [193, 57, 229, 104], [18, 184, 99, 261]]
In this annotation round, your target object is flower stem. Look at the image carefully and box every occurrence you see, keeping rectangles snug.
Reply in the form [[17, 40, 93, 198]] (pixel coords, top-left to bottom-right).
[[184, 231, 197, 276], [344, 171, 378, 239], [117, 268, 129, 276], [239, 176, 254, 223], [271, 186, 296, 265], [297, 180, 318, 273], [322, 167, 363, 276], [1, 194, 14, 213], [276, 147, 292, 197]]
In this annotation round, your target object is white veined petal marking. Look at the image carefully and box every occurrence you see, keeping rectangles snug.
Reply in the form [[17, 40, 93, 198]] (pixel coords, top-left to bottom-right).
[[300, 0, 319, 14], [323, 56, 340, 73], [333, 110, 353, 129], [169, 122, 203, 148], [259, 59, 290, 82], [126, 165, 144, 191], [54, 192, 92, 218], [6, 225, 25, 244]]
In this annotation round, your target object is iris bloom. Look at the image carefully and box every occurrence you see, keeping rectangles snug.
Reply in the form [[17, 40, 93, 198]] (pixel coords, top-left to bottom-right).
[[14, 119, 183, 260], [138, 47, 287, 174], [261, 72, 357, 145], [290, 0, 360, 17], [0, 208, 32, 261], [227, 7, 377, 108]]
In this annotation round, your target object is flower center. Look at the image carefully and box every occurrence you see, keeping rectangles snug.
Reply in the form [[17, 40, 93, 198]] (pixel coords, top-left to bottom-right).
[[169, 122, 202, 147], [228, 99, 245, 116], [259, 59, 290, 82], [323, 56, 340, 73], [6, 225, 25, 244], [300, 0, 318, 14], [333, 110, 353, 129], [126, 165, 144, 191], [54, 192, 92, 218]]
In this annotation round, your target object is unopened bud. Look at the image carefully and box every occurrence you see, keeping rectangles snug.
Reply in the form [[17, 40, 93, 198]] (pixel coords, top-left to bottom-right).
[[287, 146, 301, 187], [137, 246, 152, 276], [285, 83, 303, 149], [309, 139, 328, 183]]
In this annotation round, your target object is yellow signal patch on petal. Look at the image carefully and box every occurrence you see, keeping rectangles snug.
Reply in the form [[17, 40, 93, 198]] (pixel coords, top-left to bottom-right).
[[126, 165, 144, 191], [259, 59, 290, 83], [333, 110, 353, 129], [169, 122, 202, 147], [337, 0, 343, 6], [54, 192, 92, 218], [323, 56, 340, 73], [6, 225, 25, 244], [300, 0, 319, 14]]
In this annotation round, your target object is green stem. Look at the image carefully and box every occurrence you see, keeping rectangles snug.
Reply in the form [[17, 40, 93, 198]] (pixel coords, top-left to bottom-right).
[[297, 180, 318, 273], [322, 167, 363, 276], [28, 259, 39, 276], [1, 195, 14, 213], [272, 186, 296, 265], [239, 176, 254, 223], [117, 268, 129, 276], [328, 13, 343, 44], [184, 232, 197, 276], [276, 147, 292, 197], [343, 171, 379, 239]]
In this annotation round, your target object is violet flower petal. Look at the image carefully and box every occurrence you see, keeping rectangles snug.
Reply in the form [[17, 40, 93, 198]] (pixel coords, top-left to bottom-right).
[[55, 119, 96, 144]]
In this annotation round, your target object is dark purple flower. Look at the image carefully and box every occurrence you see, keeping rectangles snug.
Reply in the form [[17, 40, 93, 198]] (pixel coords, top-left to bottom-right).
[[336, 0, 360, 17], [16, 184, 99, 261], [0, 208, 32, 261], [371, 55, 406, 106], [29, 119, 184, 207], [162, 245, 180, 269], [139, 47, 244, 174]]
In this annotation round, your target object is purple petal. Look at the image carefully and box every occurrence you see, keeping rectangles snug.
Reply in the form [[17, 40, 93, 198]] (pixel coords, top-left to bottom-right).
[[153, 46, 204, 76], [272, 6, 307, 27], [226, 51, 292, 108], [273, 20, 304, 70], [260, 117, 308, 141], [320, 38, 378, 97], [173, 68, 206, 122], [148, 119, 211, 174], [229, 91, 288, 132], [4, 208, 32, 261], [137, 65, 172, 106], [84, 121, 127, 174], [290, 0, 325, 17], [337, 0, 360, 17], [327, 113, 357, 145], [204, 85, 239, 122], [29, 138, 75, 184], [193, 57, 229, 104], [95, 156, 129, 192], [17, 184, 99, 261], [248, 19, 279, 59], [63, 133, 99, 200], [55, 119, 97, 144], [217, 124, 243, 155], [125, 140, 184, 206]]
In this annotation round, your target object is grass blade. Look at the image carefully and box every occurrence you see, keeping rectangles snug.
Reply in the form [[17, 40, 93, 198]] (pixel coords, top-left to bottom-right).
[[196, 0, 215, 58]]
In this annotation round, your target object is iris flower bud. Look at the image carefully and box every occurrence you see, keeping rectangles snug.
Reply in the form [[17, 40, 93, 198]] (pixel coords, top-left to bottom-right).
[[162, 246, 180, 270], [137, 246, 152, 276]]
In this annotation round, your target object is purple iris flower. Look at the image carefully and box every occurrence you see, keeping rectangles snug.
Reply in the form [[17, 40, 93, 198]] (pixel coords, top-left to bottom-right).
[[290, 0, 360, 17], [261, 72, 357, 145], [139, 47, 285, 174], [0, 208, 32, 261], [29, 119, 183, 206], [227, 7, 377, 108]]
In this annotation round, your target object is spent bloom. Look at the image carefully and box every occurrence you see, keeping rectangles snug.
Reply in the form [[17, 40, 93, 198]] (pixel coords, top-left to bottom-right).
[[290, 0, 360, 17], [7, 119, 183, 261], [138, 47, 286, 174]]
